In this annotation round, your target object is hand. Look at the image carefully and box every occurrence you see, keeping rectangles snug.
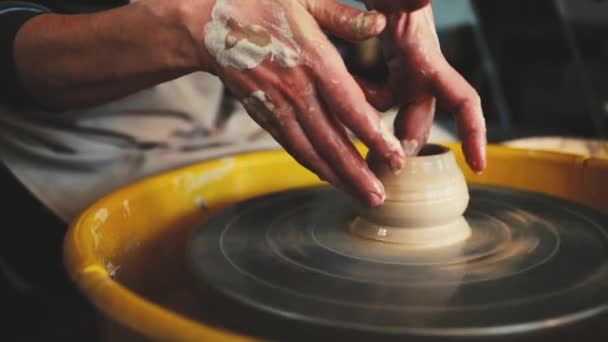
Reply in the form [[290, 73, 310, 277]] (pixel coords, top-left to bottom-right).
[[188, 0, 409, 206], [360, 2, 487, 172]]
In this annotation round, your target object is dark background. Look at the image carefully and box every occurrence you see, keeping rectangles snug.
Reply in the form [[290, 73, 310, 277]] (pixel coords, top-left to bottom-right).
[[4, 0, 608, 340], [341, 0, 608, 141]]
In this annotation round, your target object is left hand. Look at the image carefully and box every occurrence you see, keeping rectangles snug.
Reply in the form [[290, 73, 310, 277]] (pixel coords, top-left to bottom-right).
[[360, 2, 487, 172]]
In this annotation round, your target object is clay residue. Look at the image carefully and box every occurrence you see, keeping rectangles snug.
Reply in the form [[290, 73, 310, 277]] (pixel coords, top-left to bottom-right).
[[244, 90, 275, 112], [105, 260, 120, 278], [204, 0, 300, 69], [194, 196, 207, 209], [351, 12, 382, 38], [379, 121, 403, 155], [122, 199, 131, 218], [172, 158, 235, 194], [242, 90, 280, 138], [225, 19, 272, 49], [402, 139, 421, 157], [91, 208, 109, 249]]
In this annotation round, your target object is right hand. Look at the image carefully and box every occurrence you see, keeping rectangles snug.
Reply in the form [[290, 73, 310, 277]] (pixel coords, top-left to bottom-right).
[[185, 0, 408, 206]]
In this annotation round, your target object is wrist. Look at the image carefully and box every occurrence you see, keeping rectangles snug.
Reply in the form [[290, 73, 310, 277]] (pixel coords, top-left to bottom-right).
[[138, 0, 214, 73]]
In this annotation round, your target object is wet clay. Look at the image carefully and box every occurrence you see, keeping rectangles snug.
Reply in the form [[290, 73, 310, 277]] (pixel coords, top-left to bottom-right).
[[225, 19, 272, 49], [204, 0, 300, 70], [350, 144, 471, 246]]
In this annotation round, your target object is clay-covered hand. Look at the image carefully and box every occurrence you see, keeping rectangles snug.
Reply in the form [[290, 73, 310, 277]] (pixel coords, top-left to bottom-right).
[[360, 2, 487, 172], [191, 0, 407, 206]]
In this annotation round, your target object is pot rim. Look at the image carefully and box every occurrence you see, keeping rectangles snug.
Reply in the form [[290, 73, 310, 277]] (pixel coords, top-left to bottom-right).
[[415, 143, 451, 158]]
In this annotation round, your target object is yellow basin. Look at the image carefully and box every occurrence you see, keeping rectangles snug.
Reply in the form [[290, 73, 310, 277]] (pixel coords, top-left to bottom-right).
[[63, 143, 608, 341]]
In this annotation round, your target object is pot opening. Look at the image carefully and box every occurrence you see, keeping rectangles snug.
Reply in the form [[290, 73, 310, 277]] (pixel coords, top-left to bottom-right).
[[418, 144, 450, 157]]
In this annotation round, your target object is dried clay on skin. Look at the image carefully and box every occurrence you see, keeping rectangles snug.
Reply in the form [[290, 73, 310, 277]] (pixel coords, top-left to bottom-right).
[[402, 139, 421, 157], [242, 90, 280, 138], [204, 0, 300, 70], [379, 121, 403, 155]]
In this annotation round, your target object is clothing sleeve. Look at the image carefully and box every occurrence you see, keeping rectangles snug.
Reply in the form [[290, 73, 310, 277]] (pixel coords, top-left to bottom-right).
[[0, 0, 127, 109], [0, 1, 50, 108]]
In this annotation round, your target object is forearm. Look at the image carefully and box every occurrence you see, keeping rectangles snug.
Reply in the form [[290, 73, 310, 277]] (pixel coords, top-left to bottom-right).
[[13, 0, 210, 111]]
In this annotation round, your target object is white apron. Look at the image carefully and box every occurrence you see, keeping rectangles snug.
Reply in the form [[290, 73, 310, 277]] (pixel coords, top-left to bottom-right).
[[0, 72, 278, 222]]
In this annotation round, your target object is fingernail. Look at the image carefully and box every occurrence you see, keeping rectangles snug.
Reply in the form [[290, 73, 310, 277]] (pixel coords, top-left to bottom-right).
[[378, 122, 405, 172], [472, 157, 486, 173], [389, 154, 405, 173], [369, 192, 385, 207], [353, 13, 368, 33], [354, 12, 384, 35], [372, 177, 386, 195], [366, 11, 386, 32]]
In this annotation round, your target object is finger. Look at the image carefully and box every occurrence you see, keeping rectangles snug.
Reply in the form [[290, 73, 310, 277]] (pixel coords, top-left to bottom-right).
[[354, 76, 395, 112], [240, 88, 344, 188], [325, 113, 378, 200], [326, 110, 393, 200], [282, 75, 386, 206], [432, 64, 487, 172], [393, 98, 436, 156], [305, 0, 387, 41], [307, 40, 405, 172]]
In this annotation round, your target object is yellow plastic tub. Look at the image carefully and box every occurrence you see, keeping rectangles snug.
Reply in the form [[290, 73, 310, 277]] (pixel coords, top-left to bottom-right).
[[63, 143, 608, 341]]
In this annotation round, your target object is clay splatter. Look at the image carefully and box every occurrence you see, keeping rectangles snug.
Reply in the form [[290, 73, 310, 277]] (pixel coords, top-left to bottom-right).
[[105, 260, 120, 278], [91, 208, 109, 249], [122, 199, 131, 218], [173, 158, 235, 193], [242, 90, 281, 138]]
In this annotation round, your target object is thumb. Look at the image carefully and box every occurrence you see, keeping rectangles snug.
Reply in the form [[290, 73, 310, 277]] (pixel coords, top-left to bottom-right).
[[306, 0, 386, 41], [393, 98, 436, 156]]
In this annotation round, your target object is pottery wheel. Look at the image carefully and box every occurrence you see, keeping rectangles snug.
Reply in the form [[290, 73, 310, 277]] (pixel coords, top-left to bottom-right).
[[188, 185, 608, 337]]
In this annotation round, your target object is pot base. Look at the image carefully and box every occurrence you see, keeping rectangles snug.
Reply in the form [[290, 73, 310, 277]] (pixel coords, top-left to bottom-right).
[[349, 215, 471, 247]]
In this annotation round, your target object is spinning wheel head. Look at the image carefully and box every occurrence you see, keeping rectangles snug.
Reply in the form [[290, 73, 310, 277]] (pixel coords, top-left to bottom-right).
[[188, 184, 608, 338]]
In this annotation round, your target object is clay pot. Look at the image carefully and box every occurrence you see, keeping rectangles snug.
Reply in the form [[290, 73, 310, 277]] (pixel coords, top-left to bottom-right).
[[350, 144, 471, 247]]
